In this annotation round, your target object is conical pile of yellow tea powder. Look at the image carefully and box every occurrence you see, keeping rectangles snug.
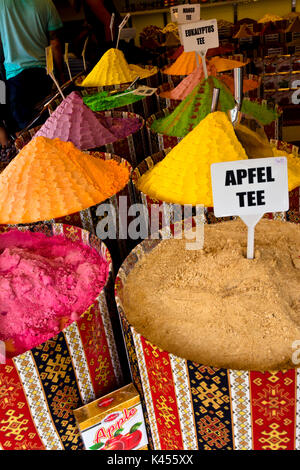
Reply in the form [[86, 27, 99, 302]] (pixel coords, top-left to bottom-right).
[[271, 148, 300, 192], [81, 48, 157, 87], [137, 111, 248, 206]]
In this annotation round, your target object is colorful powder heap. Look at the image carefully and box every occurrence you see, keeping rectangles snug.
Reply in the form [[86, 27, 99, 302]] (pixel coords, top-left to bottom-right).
[[81, 48, 158, 87], [163, 51, 199, 76], [209, 56, 248, 72], [97, 115, 142, 139], [138, 112, 248, 206], [258, 14, 283, 23], [152, 76, 279, 138], [37, 92, 142, 147], [270, 148, 300, 192], [163, 53, 248, 76], [83, 89, 144, 112], [0, 136, 129, 224], [160, 64, 217, 100], [36, 92, 115, 149], [163, 72, 259, 102], [0, 230, 109, 357], [220, 74, 259, 95]]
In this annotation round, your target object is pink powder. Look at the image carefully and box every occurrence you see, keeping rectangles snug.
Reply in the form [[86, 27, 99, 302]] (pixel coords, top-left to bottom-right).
[[97, 116, 142, 140], [170, 64, 217, 100], [35, 92, 116, 149], [0, 230, 109, 357]]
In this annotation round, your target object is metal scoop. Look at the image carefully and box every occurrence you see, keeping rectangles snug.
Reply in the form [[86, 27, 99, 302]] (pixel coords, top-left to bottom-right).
[[229, 67, 243, 127], [210, 87, 220, 113]]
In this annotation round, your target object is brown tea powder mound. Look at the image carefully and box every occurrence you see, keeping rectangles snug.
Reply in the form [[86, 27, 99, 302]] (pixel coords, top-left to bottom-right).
[[121, 219, 300, 371]]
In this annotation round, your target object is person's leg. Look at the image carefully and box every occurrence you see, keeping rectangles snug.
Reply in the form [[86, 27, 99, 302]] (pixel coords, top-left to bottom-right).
[[6, 68, 52, 132]]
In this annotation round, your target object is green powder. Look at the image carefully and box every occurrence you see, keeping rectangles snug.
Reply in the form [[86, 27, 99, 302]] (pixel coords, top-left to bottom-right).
[[83, 90, 144, 112], [151, 77, 279, 138]]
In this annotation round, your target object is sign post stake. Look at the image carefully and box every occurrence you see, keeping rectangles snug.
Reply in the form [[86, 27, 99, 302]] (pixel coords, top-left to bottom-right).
[[116, 14, 130, 49], [199, 50, 208, 78], [64, 43, 72, 81], [45, 46, 65, 100], [240, 214, 263, 259], [82, 37, 88, 72], [110, 13, 115, 42]]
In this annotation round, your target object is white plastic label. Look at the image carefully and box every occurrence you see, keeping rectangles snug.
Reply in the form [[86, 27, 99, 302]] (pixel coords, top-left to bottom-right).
[[179, 19, 219, 52], [211, 157, 289, 260], [211, 157, 289, 217], [133, 86, 157, 96], [120, 27, 136, 41], [170, 4, 200, 24]]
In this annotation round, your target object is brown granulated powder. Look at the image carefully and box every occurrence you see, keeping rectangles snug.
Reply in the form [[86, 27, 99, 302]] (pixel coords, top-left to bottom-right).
[[121, 219, 300, 371]]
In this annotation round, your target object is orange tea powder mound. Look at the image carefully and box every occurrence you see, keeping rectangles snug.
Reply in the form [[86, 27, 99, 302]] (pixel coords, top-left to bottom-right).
[[209, 56, 248, 72], [220, 74, 260, 94], [0, 137, 129, 224], [163, 51, 200, 76]]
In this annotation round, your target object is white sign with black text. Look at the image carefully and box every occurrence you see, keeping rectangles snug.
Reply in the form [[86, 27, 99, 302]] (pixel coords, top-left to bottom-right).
[[170, 4, 200, 24], [211, 158, 289, 217], [211, 157, 289, 259], [179, 19, 219, 52]]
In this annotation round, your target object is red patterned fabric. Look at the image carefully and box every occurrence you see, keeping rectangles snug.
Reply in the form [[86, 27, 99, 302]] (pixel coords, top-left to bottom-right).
[[140, 338, 184, 450], [250, 370, 297, 450]]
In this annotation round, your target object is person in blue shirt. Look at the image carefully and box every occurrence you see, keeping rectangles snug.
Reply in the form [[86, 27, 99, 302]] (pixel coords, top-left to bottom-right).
[[0, 0, 64, 133]]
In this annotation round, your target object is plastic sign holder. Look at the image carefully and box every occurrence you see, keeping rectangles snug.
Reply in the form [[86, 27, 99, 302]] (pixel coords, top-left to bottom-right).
[[45, 46, 65, 100], [133, 86, 157, 97], [110, 13, 115, 42], [211, 157, 289, 259], [179, 19, 219, 79], [64, 43, 72, 81], [170, 4, 201, 24], [116, 14, 130, 49], [82, 37, 88, 72]]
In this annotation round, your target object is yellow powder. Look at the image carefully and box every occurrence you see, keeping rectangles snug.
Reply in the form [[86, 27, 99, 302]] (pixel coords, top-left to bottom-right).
[[271, 148, 300, 192], [137, 111, 248, 206], [0, 136, 129, 224], [258, 14, 283, 23], [81, 48, 158, 87]]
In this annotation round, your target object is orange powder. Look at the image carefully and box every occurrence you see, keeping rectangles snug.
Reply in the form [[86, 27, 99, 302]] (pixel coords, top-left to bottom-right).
[[220, 74, 260, 94], [163, 51, 200, 76], [0, 137, 130, 224], [209, 56, 248, 72]]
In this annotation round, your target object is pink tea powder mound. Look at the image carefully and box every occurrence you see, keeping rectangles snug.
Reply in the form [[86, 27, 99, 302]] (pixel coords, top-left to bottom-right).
[[97, 115, 142, 140], [0, 230, 109, 357]]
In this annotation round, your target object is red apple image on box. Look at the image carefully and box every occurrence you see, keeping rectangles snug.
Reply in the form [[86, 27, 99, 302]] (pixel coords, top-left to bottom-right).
[[74, 384, 148, 450]]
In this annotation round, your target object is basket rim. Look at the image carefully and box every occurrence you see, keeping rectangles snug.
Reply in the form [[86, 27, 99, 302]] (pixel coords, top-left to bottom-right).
[[114, 214, 300, 375]]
